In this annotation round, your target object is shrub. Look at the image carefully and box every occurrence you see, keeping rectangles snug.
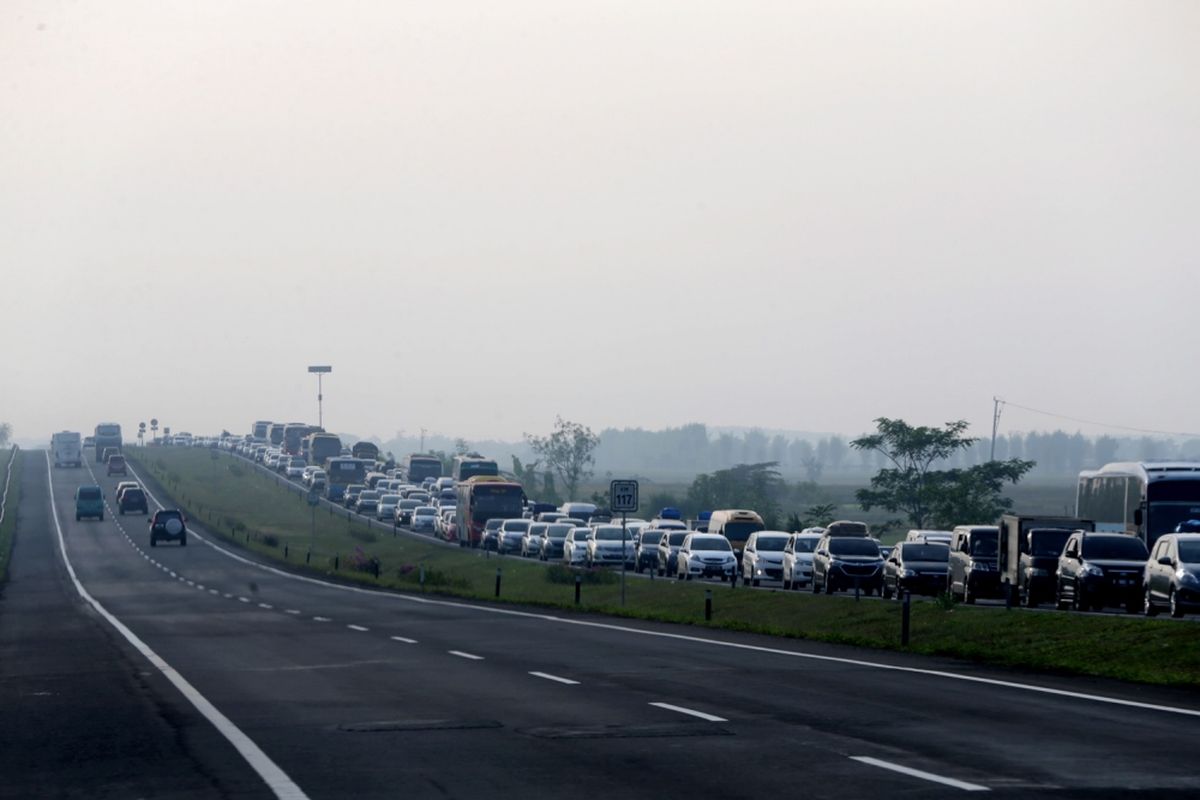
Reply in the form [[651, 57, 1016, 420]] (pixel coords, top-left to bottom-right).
[[347, 546, 381, 577], [262, 534, 279, 548]]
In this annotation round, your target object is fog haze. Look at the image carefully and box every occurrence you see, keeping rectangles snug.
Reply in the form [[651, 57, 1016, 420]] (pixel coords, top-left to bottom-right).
[[3, 1, 1197, 444]]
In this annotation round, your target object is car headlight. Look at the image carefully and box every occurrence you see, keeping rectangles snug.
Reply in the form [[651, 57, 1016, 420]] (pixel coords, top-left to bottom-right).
[[1177, 569, 1200, 586], [1081, 562, 1104, 578], [1027, 567, 1049, 577], [900, 569, 916, 578]]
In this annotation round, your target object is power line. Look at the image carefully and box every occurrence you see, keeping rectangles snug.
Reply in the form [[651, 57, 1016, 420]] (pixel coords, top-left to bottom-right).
[[997, 398, 1200, 439]]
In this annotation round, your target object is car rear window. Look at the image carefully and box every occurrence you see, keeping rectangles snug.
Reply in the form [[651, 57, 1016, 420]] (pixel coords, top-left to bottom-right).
[[901, 544, 949, 562], [78, 487, 101, 500], [123, 489, 145, 501]]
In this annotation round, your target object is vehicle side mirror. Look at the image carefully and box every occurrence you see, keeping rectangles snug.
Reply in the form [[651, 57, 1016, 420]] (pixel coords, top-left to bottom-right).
[[1134, 508, 1144, 526], [1158, 556, 1173, 566]]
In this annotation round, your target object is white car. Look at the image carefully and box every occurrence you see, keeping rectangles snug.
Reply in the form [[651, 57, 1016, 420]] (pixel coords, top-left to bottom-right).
[[306, 468, 326, 488], [782, 530, 824, 590], [741, 531, 792, 586], [285, 457, 307, 479], [521, 522, 548, 557], [586, 525, 631, 567], [377, 494, 402, 521], [562, 527, 591, 565], [676, 534, 737, 581], [436, 509, 456, 538], [497, 519, 531, 554], [411, 506, 438, 533]]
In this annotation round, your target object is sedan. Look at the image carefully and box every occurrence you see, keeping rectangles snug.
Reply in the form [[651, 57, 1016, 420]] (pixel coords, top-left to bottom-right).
[[882, 542, 950, 599], [741, 531, 790, 586], [1145, 532, 1200, 618], [411, 506, 438, 533], [394, 499, 421, 526], [355, 490, 380, 516], [377, 494, 402, 521], [656, 531, 688, 577], [562, 528, 591, 565], [497, 519, 531, 555], [586, 525, 631, 568], [676, 534, 737, 581], [782, 530, 823, 590], [521, 523, 549, 558]]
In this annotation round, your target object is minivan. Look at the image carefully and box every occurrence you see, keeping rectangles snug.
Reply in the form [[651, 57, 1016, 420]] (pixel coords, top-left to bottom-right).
[[75, 485, 105, 521], [706, 509, 766, 559]]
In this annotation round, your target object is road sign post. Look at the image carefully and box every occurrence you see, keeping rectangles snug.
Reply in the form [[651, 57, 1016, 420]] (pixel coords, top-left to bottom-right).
[[610, 480, 639, 607]]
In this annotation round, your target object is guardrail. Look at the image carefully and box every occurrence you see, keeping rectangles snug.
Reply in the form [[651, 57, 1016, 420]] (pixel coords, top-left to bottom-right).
[[0, 446, 20, 529]]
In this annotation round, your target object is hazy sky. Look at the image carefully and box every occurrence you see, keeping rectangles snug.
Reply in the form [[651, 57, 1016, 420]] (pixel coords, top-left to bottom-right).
[[3, 1, 1198, 445]]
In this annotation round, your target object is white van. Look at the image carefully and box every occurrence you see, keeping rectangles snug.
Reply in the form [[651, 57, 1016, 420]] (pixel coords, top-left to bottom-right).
[[51, 431, 83, 468]]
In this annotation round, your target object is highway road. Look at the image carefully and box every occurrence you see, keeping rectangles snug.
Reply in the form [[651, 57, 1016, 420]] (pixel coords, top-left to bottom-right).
[[2, 449, 1199, 799]]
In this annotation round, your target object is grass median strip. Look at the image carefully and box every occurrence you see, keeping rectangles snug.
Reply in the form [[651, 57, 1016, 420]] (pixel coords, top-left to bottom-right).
[[127, 448, 1200, 688]]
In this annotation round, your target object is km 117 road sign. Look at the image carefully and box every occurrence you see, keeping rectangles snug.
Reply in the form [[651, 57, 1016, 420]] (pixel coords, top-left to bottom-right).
[[610, 480, 639, 513]]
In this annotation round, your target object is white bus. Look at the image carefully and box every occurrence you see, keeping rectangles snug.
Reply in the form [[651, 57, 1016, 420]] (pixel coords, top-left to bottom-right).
[[1077, 461, 1200, 549], [51, 431, 83, 468]]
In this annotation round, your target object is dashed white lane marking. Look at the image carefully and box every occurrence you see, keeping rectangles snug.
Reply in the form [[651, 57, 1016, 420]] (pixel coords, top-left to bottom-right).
[[224, 593, 234, 599], [529, 671, 580, 685], [649, 702, 728, 722], [259, 603, 273, 609], [238, 597, 251, 603], [347, 624, 369, 632], [312, 616, 332, 622], [210, 589, 220, 595], [284, 609, 301, 615], [448, 650, 483, 661], [850, 757, 990, 792], [390, 636, 417, 644]]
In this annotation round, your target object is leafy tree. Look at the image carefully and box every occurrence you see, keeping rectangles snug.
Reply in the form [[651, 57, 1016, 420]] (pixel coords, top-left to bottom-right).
[[851, 418, 1034, 528], [801, 456, 823, 483], [525, 417, 599, 501], [0, 422, 10, 448], [785, 503, 838, 531], [686, 462, 786, 529], [454, 438, 470, 456], [510, 455, 542, 487]]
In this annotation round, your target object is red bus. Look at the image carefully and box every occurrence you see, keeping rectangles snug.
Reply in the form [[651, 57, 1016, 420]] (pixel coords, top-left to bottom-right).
[[454, 477, 525, 548]]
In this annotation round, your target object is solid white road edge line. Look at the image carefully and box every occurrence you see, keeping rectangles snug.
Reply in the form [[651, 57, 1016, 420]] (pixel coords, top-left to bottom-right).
[[850, 756, 990, 792], [649, 702, 727, 722], [45, 453, 310, 800], [529, 671, 580, 685], [448, 650, 483, 660], [124, 460, 1200, 720]]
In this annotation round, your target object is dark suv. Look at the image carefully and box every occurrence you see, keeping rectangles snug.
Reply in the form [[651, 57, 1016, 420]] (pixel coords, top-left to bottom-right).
[[947, 526, 1000, 604], [1056, 531, 1147, 613], [118, 487, 148, 515], [812, 535, 884, 595], [149, 509, 188, 547], [1018, 528, 1074, 607]]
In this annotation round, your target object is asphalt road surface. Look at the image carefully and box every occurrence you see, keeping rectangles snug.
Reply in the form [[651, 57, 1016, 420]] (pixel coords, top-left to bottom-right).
[[2, 449, 1199, 799]]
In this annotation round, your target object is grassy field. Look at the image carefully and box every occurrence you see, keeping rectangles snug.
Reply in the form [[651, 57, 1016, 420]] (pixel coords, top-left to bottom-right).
[[0, 449, 24, 585], [127, 447, 1200, 688]]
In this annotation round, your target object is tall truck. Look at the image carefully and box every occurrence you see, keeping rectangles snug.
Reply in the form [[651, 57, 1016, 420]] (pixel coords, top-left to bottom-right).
[[93, 422, 123, 463], [998, 514, 1095, 607], [51, 431, 83, 468]]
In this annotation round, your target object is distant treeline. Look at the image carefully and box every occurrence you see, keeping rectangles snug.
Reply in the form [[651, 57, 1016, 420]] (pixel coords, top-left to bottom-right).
[[363, 423, 1200, 481]]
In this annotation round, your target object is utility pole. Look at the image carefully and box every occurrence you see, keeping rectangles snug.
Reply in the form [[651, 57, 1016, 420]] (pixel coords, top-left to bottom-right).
[[420, 427, 427, 452], [990, 396, 1004, 461], [307, 365, 332, 429]]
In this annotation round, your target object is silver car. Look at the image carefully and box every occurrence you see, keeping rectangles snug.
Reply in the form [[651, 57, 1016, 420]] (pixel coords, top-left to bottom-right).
[[497, 519, 531, 555], [782, 530, 824, 590], [741, 531, 791, 586]]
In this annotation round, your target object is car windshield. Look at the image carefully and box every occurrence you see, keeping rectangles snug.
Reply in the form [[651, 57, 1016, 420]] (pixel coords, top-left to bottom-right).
[[792, 538, 818, 553], [829, 538, 881, 557], [360, 491, 379, 500], [595, 528, 627, 541], [641, 532, 661, 544], [690, 537, 731, 551], [755, 536, 789, 552], [1082, 536, 1149, 560], [667, 533, 687, 546], [486, 520, 504, 530], [1179, 541, 1200, 562], [379, 495, 400, 503], [970, 534, 999, 556], [1029, 531, 1072, 557], [901, 544, 949, 562], [503, 521, 531, 532], [400, 500, 420, 509]]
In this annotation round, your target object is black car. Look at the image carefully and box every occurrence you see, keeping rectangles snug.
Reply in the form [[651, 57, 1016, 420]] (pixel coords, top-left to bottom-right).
[[812, 535, 884, 595], [118, 487, 148, 515], [882, 542, 949, 598], [149, 509, 188, 547], [1019, 528, 1074, 607], [1056, 532, 1147, 613], [634, 530, 661, 573]]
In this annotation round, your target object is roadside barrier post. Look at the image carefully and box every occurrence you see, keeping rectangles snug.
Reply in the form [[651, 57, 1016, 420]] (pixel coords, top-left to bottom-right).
[[494, 568, 502, 598], [284, 543, 288, 559], [901, 590, 912, 646], [705, 589, 713, 621], [854, 577, 861, 601], [419, 565, 425, 591], [306, 548, 311, 565], [334, 553, 339, 571], [574, 574, 581, 606]]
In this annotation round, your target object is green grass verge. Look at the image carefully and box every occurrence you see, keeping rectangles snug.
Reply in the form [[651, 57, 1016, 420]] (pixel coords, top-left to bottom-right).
[[127, 447, 1200, 688], [0, 449, 24, 586]]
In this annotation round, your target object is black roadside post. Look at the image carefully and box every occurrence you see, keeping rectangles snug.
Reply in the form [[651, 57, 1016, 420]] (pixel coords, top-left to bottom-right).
[[854, 577, 861, 601], [306, 548, 311, 565], [574, 574, 582, 606], [901, 590, 912, 646], [705, 589, 713, 621], [419, 564, 425, 592], [495, 568, 502, 598], [334, 553, 339, 571], [284, 543, 289, 559]]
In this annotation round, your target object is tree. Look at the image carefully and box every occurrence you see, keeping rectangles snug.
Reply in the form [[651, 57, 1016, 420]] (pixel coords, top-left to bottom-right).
[[525, 417, 600, 501], [785, 502, 838, 531], [510, 455, 542, 487], [0, 422, 10, 448], [686, 462, 786, 528], [454, 438, 470, 456], [851, 418, 1034, 528]]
